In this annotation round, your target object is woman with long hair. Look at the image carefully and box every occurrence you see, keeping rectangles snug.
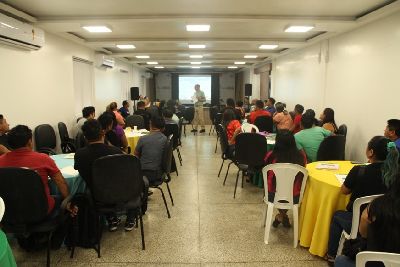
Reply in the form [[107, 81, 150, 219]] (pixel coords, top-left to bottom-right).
[[273, 102, 293, 130], [320, 108, 338, 133], [107, 101, 125, 127], [222, 109, 241, 146], [264, 130, 307, 227], [325, 136, 399, 264]]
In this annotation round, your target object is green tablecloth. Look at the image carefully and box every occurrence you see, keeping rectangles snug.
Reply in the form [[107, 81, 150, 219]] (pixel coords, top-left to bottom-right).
[[0, 230, 17, 267]]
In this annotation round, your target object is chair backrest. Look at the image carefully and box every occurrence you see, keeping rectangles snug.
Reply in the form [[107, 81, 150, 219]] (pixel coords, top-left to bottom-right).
[[164, 124, 179, 149], [235, 133, 268, 167], [57, 122, 70, 142], [183, 107, 195, 121], [356, 251, 400, 267], [92, 154, 143, 206], [209, 106, 219, 121], [254, 115, 273, 133], [216, 124, 230, 157], [316, 135, 346, 161], [162, 135, 173, 175], [262, 163, 308, 207], [125, 115, 145, 129], [75, 132, 87, 150], [0, 197, 4, 222], [241, 123, 259, 133], [178, 117, 183, 140], [0, 167, 48, 226], [34, 124, 57, 151], [214, 112, 223, 127], [338, 124, 348, 137], [349, 194, 383, 239]]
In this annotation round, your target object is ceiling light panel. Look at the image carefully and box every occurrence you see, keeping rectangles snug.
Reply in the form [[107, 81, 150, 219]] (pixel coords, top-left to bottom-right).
[[116, 44, 135, 49], [234, 62, 246, 65], [244, 55, 258, 59], [190, 55, 203, 58], [154, 66, 164, 69], [228, 66, 238, 69], [147, 62, 158, 65], [186, 25, 210, 32], [191, 66, 201, 69], [285, 25, 314, 33], [259, 44, 278, 50], [190, 62, 202, 65], [136, 55, 150, 59], [189, 44, 206, 49], [82, 26, 112, 33]]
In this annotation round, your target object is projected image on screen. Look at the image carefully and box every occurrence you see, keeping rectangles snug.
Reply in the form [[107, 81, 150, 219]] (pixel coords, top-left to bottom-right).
[[179, 75, 211, 104]]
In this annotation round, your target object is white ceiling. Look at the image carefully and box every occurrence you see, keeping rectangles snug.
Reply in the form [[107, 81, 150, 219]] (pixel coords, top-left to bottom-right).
[[2, 0, 400, 72]]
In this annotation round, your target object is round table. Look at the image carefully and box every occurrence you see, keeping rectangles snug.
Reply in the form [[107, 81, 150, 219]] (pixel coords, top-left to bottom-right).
[[0, 230, 17, 267], [124, 129, 148, 155], [299, 161, 354, 257]]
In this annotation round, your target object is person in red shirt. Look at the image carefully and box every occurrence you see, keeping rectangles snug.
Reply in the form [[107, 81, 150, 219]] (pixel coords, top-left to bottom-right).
[[264, 130, 307, 228], [248, 100, 271, 124], [0, 125, 76, 216], [290, 104, 304, 134], [223, 109, 241, 145]]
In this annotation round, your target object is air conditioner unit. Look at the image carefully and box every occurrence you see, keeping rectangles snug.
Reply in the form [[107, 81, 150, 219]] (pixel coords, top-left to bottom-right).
[[95, 54, 115, 68], [0, 13, 45, 50]]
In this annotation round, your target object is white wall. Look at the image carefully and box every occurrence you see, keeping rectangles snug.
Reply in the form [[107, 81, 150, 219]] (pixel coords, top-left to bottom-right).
[[219, 72, 235, 102], [242, 67, 261, 101], [271, 11, 400, 161]]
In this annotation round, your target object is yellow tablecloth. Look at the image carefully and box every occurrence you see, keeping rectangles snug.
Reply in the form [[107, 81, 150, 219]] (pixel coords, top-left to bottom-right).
[[299, 161, 354, 257], [124, 130, 142, 155]]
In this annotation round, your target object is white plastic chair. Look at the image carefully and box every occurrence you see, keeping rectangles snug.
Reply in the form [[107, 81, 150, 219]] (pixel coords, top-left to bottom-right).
[[356, 251, 400, 267], [261, 163, 308, 248], [0, 196, 4, 222], [241, 123, 259, 133], [337, 194, 383, 256]]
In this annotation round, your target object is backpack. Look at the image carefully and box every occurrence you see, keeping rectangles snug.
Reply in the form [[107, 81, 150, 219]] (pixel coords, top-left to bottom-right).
[[65, 193, 99, 248]]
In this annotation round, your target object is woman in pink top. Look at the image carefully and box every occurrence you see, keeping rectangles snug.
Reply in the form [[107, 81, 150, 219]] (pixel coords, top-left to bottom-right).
[[273, 102, 293, 130], [107, 102, 125, 127]]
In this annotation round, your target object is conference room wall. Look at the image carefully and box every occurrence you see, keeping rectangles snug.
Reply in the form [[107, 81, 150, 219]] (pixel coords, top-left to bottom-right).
[[271, 11, 400, 161], [242, 67, 261, 101]]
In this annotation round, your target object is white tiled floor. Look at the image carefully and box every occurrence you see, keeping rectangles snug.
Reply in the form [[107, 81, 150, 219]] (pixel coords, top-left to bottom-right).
[[10, 127, 325, 266]]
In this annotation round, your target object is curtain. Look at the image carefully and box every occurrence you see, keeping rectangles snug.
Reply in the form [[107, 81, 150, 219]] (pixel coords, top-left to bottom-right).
[[211, 73, 220, 106], [171, 73, 179, 100], [235, 72, 244, 101]]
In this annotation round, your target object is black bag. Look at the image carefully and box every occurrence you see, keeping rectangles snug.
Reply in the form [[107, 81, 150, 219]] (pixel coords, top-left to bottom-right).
[[342, 237, 367, 260], [65, 193, 99, 248]]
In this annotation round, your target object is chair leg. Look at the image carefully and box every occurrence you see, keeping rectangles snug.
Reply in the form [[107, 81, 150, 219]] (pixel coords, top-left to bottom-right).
[[69, 216, 78, 259], [261, 204, 268, 227], [293, 205, 299, 248], [166, 181, 174, 206], [96, 215, 102, 258], [176, 149, 182, 166], [233, 170, 240, 198], [218, 159, 225, 177], [214, 136, 219, 153], [46, 232, 53, 267], [241, 171, 244, 188], [156, 186, 171, 218], [184, 125, 186, 137], [209, 124, 213, 135], [264, 203, 274, 244], [223, 161, 233, 185], [139, 208, 145, 250]]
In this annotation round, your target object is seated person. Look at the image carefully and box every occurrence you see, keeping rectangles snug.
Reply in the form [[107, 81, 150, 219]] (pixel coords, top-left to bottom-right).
[[134, 116, 167, 184], [74, 119, 141, 231], [273, 102, 293, 131], [294, 109, 332, 162], [118, 100, 130, 119], [107, 102, 125, 127], [163, 109, 178, 125], [74, 106, 95, 138], [0, 125, 76, 216], [335, 175, 400, 267], [289, 104, 304, 134], [0, 114, 10, 154], [135, 101, 151, 130], [103, 112, 129, 153], [222, 109, 241, 146], [325, 136, 399, 264], [264, 130, 307, 228], [319, 108, 338, 134], [248, 100, 271, 124], [223, 98, 242, 121], [384, 119, 400, 150], [235, 100, 245, 120], [265, 97, 276, 115]]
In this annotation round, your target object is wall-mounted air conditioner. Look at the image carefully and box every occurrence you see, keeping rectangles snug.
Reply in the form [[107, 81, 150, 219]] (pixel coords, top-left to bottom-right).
[[95, 54, 115, 68], [0, 13, 45, 50]]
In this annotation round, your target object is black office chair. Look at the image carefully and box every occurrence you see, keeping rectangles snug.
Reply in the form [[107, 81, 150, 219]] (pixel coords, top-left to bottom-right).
[[164, 123, 182, 166], [214, 112, 223, 153], [178, 117, 183, 147], [75, 132, 87, 150], [34, 124, 57, 155], [316, 135, 346, 161], [254, 115, 274, 133], [149, 135, 174, 218], [125, 115, 145, 129], [91, 154, 145, 256], [208, 106, 219, 135], [57, 122, 76, 153], [182, 107, 195, 136], [0, 167, 66, 267], [337, 124, 347, 138], [216, 124, 236, 181], [228, 133, 268, 198]]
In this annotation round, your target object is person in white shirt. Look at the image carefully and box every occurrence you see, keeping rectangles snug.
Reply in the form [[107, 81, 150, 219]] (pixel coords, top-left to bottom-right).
[[192, 84, 206, 133]]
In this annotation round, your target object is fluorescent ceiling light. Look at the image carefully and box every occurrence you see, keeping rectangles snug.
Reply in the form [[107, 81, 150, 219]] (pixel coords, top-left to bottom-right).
[[228, 66, 238, 69], [191, 66, 201, 69], [82, 26, 112, 33], [154, 66, 164, 69], [189, 44, 206, 49], [186, 24, 210, 32], [244, 55, 258, 59], [136, 55, 149, 59], [285, 25, 314, 33], [0, 22, 18, 29], [190, 55, 203, 58], [116, 44, 135, 49], [259, 44, 278, 50], [191, 62, 202, 65], [147, 62, 158, 65], [234, 62, 246, 65]]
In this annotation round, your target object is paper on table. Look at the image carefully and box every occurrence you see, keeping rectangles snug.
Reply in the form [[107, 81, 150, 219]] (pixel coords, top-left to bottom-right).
[[316, 163, 339, 170], [64, 153, 75, 159], [60, 166, 79, 176], [335, 174, 347, 184]]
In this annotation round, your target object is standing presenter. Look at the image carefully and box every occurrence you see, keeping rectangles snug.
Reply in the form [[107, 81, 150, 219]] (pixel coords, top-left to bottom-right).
[[191, 84, 206, 133]]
